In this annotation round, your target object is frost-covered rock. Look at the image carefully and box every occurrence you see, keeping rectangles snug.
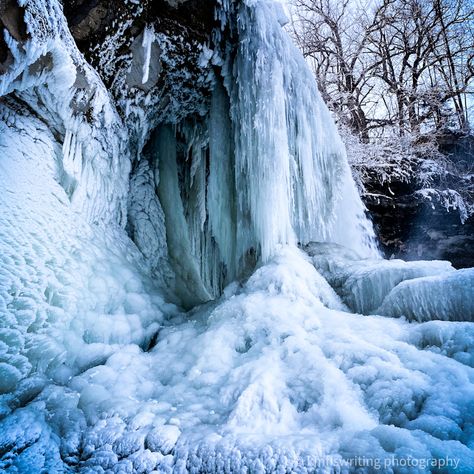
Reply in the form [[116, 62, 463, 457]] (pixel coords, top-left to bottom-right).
[[355, 133, 474, 269]]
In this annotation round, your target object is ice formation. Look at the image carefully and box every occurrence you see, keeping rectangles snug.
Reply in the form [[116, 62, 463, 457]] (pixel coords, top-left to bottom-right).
[[141, 26, 155, 85], [0, 0, 473, 472], [142, 0, 379, 301], [305, 243, 455, 314], [376, 269, 474, 322]]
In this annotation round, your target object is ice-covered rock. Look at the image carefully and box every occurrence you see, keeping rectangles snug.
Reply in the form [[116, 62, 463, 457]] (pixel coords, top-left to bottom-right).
[[305, 242, 454, 314], [305, 241, 472, 322], [146, 425, 181, 455], [0, 100, 167, 417], [376, 268, 474, 322]]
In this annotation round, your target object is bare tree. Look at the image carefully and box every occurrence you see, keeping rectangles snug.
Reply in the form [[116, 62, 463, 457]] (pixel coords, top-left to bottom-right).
[[291, 0, 474, 138]]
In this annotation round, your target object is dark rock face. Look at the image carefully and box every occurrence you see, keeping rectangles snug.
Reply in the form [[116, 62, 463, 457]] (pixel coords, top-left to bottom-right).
[[62, 0, 109, 42], [364, 134, 474, 268], [62, 0, 216, 61], [0, 0, 27, 41], [366, 191, 474, 269], [60, 0, 220, 153], [0, 0, 27, 70]]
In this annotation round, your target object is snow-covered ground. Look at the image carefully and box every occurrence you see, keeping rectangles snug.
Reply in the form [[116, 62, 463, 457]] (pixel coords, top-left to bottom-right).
[[0, 0, 473, 472]]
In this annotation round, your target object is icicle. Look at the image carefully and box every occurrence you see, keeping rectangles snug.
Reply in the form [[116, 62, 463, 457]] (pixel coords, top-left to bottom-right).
[[208, 80, 237, 282], [154, 125, 212, 308], [141, 25, 155, 84]]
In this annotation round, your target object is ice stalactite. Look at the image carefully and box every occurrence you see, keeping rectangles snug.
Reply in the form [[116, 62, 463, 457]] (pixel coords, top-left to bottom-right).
[[127, 158, 176, 295], [141, 25, 155, 85], [154, 125, 213, 308], [207, 80, 237, 286], [141, 79, 239, 304]]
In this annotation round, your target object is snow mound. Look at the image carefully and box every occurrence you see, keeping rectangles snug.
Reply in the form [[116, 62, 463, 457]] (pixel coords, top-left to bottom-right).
[[408, 320, 474, 366], [43, 247, 473, 472], [2, 233, 473, 471]]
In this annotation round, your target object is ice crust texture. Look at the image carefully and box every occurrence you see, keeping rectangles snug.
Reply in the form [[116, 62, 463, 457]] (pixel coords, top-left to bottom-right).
[[0, 0, 473, 473]]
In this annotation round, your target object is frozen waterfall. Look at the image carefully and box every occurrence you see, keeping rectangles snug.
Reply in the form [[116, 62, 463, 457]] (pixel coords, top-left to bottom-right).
[[0, 0, 473, 472], [142, 0, 379, 302]]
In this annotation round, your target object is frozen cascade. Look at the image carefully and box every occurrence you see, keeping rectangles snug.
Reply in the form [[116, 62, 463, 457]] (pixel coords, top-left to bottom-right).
[[0, 0, 472, 472], [149, 0, 379, 301], [228, 0, 378, 262]]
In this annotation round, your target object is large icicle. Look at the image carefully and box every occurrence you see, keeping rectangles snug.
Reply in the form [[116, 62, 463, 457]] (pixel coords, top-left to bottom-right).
[[141, 25, 155, 85], [154, 126, 213, 308], [208, 80, 237, 283]]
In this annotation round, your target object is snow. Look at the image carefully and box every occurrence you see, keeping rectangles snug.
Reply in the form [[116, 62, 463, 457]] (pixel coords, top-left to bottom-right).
[[0, 91, 169, 382], [3, 246, 471, 472], [0, 98, 170, 470], [0, 0, 473, 472], [416, 188, 473, 224]]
